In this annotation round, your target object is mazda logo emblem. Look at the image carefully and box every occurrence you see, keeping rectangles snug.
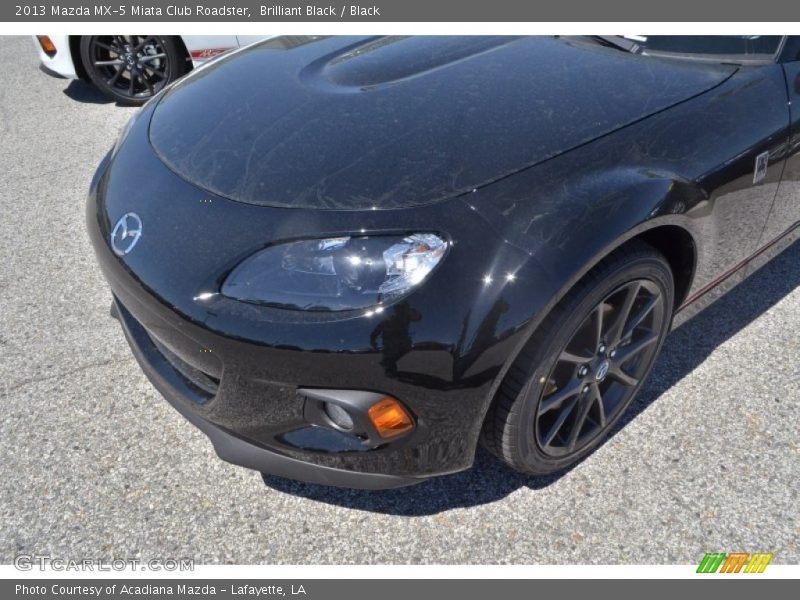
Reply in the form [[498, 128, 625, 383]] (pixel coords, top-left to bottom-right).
[[110, 212, 142, 256], [595, 361, 609, 382]]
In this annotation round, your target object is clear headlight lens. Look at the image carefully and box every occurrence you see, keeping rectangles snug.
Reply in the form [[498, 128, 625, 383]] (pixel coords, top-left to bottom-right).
[[220, 233, 448, 311]]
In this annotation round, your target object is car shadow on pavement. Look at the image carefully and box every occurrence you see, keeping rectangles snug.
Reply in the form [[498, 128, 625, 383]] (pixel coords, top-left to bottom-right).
[[262, 240, 800, 515], [62, 80, 114, 105]]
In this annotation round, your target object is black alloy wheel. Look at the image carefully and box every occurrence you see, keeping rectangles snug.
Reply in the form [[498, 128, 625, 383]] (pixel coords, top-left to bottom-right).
[[80, 36, 188, 106], [482, 240, 674, 475], [535, 278, 665, 457]]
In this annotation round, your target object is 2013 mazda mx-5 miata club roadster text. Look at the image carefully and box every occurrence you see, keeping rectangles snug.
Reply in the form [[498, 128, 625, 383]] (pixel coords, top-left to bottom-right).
[[88, 35, 800, 488]]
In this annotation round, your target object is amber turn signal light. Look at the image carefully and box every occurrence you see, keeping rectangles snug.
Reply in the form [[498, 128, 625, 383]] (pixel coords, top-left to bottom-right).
[[37, 36, 57, 57], [368, 396, 413, 439]]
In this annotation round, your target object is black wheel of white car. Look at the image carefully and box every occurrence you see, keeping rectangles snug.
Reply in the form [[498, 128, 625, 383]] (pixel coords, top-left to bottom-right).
[[481, 240, 674, 475], [80, 36, 188, 106]]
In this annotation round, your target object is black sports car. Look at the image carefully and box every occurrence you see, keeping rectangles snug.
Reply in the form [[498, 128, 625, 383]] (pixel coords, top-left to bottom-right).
[[88, 35, 800, 489]]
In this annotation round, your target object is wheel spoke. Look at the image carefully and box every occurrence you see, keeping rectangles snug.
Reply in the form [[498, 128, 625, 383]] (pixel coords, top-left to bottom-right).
[[559, 348, 594, 364], [607, 363, 638, 387], [567, 387, 597, 451], [134, 36, 156, 52], [594, 385, 607, 428], [606, 281, 641, 347], [539, 378, 583, 415], [141, 73, 155, 95], [107, 66, 124, 85], [128, 74, 135, 95], [144, 67, 166, 81], [93, 41, 119, 53], [591, 303, 604, 350], [94, 59, 124, 66], [622, 293, 661, 341], [541, 396, 579, 448], [139, 53, 167, 62], [615, 329, 658, 364]]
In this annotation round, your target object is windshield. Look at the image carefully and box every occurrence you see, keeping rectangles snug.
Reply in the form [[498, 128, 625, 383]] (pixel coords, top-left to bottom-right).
[[624, 35, 783, 63]]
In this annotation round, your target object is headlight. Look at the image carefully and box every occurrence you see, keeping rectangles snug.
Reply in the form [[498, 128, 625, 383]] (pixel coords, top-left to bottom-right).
[[221, 233, 448, 311]]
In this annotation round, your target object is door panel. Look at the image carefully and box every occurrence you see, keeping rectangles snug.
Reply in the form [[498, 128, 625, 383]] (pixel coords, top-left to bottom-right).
[[683, 65, 789, 296], [759, 61, 800, 244]]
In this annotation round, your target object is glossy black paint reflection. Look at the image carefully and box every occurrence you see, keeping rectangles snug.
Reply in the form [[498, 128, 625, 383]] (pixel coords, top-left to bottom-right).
[[88, 36, 800, 486]]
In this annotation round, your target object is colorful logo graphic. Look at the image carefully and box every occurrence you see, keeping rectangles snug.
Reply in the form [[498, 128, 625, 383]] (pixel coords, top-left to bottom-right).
[[697, 552, 773, 573]]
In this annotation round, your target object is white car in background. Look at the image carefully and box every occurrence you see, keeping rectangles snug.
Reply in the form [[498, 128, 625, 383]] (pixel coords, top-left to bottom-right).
[[33, 35, 267, 105]]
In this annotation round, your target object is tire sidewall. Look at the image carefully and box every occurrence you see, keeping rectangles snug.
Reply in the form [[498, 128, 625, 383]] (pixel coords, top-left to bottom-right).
[[512, 253, 674, 473]]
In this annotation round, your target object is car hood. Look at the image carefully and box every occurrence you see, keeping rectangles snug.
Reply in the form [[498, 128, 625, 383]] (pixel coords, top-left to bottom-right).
[[149, 35, 736, 210]]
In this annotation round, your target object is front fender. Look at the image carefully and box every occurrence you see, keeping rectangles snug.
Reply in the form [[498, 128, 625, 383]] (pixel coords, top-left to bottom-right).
[[465, 165, 705, 310], [460, 166, 706, 420]]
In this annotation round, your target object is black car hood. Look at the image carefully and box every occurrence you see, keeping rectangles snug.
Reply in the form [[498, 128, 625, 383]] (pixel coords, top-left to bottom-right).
[[149, 36, 736, 210]]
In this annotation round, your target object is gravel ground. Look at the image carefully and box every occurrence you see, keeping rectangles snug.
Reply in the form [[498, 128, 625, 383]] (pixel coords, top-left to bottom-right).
[[0, 35, 797, 565]]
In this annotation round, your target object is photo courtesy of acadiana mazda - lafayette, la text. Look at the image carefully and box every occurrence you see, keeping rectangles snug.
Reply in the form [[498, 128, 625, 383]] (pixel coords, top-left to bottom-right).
[[87, 35, 800, 489]]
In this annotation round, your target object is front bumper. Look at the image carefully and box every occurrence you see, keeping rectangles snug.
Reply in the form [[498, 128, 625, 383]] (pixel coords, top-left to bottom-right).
[[39, 62, 67, 79], [98, 255, 489, 487], [33, 35, 79, 79], [112, 298, 422, 489]]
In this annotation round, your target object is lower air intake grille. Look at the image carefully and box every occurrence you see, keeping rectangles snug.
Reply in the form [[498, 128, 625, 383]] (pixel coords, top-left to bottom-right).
[[148, 334, 220, 400]]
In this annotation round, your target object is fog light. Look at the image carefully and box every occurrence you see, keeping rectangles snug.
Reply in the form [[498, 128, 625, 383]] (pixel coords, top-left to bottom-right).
[[323, 402, 354, 430], [368, 397, 413, 439], [37, 36, 57, 57]]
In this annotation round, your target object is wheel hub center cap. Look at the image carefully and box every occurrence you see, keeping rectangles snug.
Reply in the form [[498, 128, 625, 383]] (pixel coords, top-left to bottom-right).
[[595, 361, 609, 382]]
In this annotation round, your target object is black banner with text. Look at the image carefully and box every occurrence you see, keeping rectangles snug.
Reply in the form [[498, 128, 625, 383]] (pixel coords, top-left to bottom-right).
[[4, 579, 797, 600], [4, 0, 800, 22]]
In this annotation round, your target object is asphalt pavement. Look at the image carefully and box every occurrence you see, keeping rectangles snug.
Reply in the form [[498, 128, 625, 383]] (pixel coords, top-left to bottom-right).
[[0, 35, 797, 565]]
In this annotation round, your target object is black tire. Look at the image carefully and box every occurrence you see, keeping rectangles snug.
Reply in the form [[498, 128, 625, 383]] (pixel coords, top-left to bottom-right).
[[79, 36, 188, 106], [481, 240, 674, 475]]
